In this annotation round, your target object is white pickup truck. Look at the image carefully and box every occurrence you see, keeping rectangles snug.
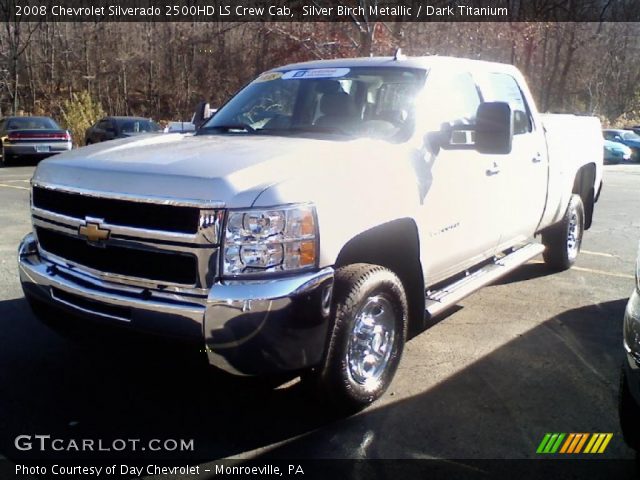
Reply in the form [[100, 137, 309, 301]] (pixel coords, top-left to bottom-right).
[[18, 56, 603, 411]]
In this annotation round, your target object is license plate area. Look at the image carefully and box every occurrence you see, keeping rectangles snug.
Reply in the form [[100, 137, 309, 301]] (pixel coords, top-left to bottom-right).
[[35, 145, 50, 153]]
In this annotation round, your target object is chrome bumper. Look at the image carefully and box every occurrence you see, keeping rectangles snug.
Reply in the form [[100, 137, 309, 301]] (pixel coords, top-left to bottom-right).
[[204, 268, 334, 375], [19, 232, 334, 375], [5, 142, 71, 156]]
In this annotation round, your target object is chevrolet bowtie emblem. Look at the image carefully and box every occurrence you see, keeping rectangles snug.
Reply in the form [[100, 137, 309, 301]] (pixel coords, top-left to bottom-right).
[[79, 222, 110, 243]]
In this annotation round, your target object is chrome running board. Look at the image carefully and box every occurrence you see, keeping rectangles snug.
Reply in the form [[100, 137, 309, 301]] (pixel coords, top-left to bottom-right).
[[425, 243, 545, 318]]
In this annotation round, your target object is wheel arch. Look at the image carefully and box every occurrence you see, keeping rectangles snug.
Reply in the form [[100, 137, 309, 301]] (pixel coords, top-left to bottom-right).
[[334, 218, 425, 333], [572, 162, 596, 230]]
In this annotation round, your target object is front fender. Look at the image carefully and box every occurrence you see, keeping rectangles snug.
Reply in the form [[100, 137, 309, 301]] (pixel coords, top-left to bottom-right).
[[252, 141, 422, 266]]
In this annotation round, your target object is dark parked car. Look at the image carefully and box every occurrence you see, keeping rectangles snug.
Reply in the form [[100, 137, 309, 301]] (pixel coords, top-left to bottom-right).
[[620, 245, 640, 461], [84, 116, 162, 145], [0, 116, 72, 167], [603, 129, 640, 162]]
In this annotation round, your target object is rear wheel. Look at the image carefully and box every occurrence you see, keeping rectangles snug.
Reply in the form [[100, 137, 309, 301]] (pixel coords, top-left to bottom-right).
[[542, 194, 584, 271], [304, 264, 408, 413]]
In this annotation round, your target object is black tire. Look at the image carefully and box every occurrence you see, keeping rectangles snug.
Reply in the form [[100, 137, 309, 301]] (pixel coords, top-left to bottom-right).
[[542, 194, 584, 271], [620, 367, 640, 451], [304, 263, 408, 413]]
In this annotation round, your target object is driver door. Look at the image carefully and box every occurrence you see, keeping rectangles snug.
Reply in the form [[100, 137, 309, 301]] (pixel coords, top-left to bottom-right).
[[416, 70, 502, 284]]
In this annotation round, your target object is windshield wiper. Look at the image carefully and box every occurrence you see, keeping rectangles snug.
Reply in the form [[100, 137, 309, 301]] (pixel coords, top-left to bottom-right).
[[259, 126, 353, 137], [200, 124, 255, 133]]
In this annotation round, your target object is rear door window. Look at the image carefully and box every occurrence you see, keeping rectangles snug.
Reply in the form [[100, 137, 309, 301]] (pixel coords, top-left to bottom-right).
[[478, 73, 533, 135]]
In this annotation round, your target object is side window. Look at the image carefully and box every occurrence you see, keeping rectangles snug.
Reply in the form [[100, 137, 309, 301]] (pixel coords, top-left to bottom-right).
[[428, 72, 481, 146], [444, 73, 481, 126], [479, 73, 533, 135]]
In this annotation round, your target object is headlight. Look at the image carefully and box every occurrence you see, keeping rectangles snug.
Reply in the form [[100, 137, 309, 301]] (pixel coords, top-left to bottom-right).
[[223, 204, 318, 276]]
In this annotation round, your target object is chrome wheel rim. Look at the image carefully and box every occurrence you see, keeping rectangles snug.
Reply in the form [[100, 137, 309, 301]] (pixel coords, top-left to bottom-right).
[[567, 210, 580, 260], [346, 296, 396, 387]]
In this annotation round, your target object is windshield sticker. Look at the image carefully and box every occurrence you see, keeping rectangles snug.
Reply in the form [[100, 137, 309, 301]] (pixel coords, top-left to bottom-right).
[[253, 72, 283, 83], [282, 68, 350, 80]]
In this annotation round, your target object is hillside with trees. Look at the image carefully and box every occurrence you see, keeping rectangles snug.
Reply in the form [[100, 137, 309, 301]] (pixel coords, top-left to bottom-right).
[[1, 20, 640, 140]]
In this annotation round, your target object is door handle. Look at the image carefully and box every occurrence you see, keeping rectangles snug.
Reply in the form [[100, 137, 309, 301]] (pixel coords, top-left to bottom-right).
[[532, 153, 543, 163], [486, 163, 500, 176]]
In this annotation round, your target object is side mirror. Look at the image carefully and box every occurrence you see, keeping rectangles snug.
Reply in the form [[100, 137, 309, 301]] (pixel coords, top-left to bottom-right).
[[475, 102, 513, 154], [425, 123, 472, 154], [193, 101, 214, 129]]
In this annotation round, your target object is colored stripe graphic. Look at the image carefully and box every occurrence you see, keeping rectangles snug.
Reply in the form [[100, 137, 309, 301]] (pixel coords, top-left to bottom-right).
[[537, 433, 565, 454], [559, 434, 575, 453], [537, 433, 552, 453], [574, 434, 589, 453], [550, 433, 565, 453], [584, 434, 598, 453], [537, 433, 613, 454]]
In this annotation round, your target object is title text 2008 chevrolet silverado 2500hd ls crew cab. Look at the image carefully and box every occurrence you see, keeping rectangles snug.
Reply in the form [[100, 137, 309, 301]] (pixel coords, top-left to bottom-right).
[[18, 56, 603, 411]]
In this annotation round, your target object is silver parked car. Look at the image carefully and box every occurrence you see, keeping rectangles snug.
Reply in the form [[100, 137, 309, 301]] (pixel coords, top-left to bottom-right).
[[0, 116, 72, 167]]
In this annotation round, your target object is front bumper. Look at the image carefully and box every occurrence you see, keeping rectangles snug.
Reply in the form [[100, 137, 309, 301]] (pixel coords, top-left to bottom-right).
[[18, 232, 334, 375], [623, 289, 640, 407]]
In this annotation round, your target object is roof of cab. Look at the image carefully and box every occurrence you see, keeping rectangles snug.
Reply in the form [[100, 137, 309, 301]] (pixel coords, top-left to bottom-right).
[[272, 55, 517, 74]]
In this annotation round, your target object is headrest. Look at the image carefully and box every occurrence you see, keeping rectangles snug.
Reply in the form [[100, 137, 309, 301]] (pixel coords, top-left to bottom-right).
[[316, 80, 343, 94], [320, 92, 355, 117]]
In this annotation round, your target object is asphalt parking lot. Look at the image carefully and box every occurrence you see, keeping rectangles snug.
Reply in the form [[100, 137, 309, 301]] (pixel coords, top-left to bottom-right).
[[0, 163, 639, 477]]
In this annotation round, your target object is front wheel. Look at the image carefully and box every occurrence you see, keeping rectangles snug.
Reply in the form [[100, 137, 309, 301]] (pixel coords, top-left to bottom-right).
[[304, 264, 408, 413], [542, 194, 585, 271]]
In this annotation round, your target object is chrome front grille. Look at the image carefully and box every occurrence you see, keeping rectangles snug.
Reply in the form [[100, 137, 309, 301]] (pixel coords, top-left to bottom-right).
[[32, 185, 202, 234], [31, 183, 223, 293]]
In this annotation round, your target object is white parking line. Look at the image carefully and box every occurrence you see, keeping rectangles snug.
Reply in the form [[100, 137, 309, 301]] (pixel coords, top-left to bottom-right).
[[0, 183, 29, 191], [571, 266, 634, 279], [0, 173, 34, 178], [528, 259, 634, 279], [581, 250, 616, 258]]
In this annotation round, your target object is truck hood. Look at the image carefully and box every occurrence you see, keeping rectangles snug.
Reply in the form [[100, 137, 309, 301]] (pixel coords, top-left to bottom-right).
[[33, 133, 395, 208]]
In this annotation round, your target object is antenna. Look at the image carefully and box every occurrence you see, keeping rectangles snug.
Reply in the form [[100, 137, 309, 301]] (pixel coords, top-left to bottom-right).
[[393, 48, 406, 61]]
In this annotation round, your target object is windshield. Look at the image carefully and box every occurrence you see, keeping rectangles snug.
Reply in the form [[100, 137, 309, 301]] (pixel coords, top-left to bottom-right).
[[7, 117, 59, 130], [623, 131, 640, 141], [201, 67, 426, 141], [118, 119, 161, 133]]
